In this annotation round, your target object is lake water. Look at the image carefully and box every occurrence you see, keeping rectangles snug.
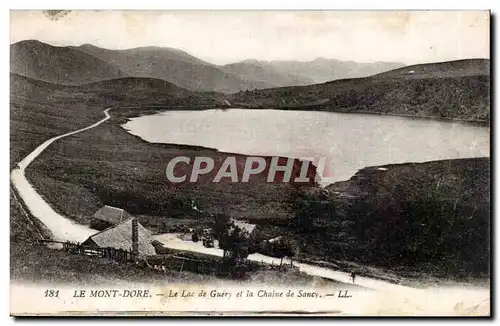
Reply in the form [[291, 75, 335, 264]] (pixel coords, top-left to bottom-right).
[[122, 109, 490, 184]]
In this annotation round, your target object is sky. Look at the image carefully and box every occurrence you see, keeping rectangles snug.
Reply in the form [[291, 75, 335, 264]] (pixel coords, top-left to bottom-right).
[[10, 10, 490, 65]]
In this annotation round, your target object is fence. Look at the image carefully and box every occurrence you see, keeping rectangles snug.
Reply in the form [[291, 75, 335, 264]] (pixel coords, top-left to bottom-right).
[[38, 239, 137, 263], [38, 239, 227, 274], [144, 253, 269, 279], [145, 254, 220, 275], [38, 239, 273, 279]]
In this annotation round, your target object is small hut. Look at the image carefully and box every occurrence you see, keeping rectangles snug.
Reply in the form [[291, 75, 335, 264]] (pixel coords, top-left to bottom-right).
[[233, 220, 257, 238], [90, 205, 133, 231], [83, 218, 156, 256]]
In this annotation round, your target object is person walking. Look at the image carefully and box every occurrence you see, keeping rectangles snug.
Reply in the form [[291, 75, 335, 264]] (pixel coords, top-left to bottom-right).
[[350, 272, 356, 284]]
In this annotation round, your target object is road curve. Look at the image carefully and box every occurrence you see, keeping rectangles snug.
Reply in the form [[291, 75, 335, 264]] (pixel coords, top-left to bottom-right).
[[10, 109, 112, 242]]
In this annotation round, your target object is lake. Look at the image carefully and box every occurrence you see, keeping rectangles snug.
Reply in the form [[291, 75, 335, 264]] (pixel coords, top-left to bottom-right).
[[122, 109, 490, 184]]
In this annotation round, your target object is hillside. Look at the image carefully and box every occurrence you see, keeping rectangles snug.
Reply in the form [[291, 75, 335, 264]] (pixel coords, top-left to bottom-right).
[[10, 40, 127, 85], [10, 73, 104, 167], [221, 60, 314, 87], [373, 59, 490, 79], [336, 158, 490, 277], [9, 73, 221, 168], [79, 76, 217, 105], [73, 44, 273, 93], [270, 157, 490, 279], [10, 40, 274, 93], [229, 59, 491, 122]]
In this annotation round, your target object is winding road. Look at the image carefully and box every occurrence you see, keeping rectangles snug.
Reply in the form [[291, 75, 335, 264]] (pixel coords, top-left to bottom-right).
[[153, 233, 411, 292], [10, 108, 112, 242]]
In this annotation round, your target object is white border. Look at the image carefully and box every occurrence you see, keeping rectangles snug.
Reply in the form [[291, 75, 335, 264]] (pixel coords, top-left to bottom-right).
[[5, 1, 497, 10], [3, 1, 498, 325]]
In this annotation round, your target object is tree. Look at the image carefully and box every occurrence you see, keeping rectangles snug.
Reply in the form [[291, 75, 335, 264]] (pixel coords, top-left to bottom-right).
[[260, 236, 298, 268], [213, 212, 251, 262], [272, 238, 297, 268], [219, 222, 251, 262], [213, 211, 230, 245], [289, 187, 334, 233]]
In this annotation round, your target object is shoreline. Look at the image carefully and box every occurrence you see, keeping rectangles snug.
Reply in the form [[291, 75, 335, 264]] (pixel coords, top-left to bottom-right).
[[117, 104, 490, 128], [117, 106, 490, 189]]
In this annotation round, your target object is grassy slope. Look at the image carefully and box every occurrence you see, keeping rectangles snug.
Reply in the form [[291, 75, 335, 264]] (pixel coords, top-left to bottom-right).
[[229, 59, 490, 122], [220, 61, 314, 87], [10, 40, 127, 85], [10, 189, 44, 244], [10, 73, 225, 167], [10, 74, 105, 167], [286, 158, 490, 279]]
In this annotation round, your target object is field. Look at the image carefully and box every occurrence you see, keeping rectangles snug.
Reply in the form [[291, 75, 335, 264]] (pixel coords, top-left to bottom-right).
[[24, 119, 306, 225]]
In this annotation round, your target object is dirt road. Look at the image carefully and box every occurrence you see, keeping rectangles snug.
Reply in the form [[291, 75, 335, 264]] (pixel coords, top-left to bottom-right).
[[10, 109, 112, 242], [153, 233, 410, 292]]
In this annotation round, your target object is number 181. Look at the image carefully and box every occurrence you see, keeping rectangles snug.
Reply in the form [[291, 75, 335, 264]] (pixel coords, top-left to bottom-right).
[[44, 289, 59, 298]]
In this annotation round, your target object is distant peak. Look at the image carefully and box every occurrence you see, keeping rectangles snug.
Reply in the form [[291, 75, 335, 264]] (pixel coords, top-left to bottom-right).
[[79, 43, 100, 48], [242, 59, 261, 64], [12, 39, 46, 46], [121, 45, 189, 54]]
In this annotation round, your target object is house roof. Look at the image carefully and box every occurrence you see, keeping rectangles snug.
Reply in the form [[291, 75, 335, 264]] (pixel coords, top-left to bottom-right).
[[86, 218, 156, 256], [233, 220, 257, 234], [92, 205, 132, 225]]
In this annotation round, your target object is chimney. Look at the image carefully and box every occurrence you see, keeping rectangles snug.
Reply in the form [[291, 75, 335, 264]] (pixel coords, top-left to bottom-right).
[[132, 218, 139, 255]]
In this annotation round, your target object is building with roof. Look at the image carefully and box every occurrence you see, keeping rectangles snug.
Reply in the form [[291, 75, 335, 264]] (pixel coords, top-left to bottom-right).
[[90, 205, 134, 231], [83, 216, 156, 256], [232, 220, 257, 237]]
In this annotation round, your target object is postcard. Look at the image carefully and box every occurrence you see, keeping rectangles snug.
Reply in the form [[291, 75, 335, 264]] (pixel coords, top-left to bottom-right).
[[9, 10, 490, 316]]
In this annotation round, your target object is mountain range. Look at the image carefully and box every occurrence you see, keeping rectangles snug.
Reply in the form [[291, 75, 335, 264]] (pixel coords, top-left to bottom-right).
[[229, 58, 490, 122], [10, 39, 490, 122], [11, 40, 405, 93], [230, 58, 405, 84]]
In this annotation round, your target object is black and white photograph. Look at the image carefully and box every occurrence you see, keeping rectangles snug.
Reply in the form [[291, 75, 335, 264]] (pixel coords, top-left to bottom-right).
[[9, 10, 490, 316]]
